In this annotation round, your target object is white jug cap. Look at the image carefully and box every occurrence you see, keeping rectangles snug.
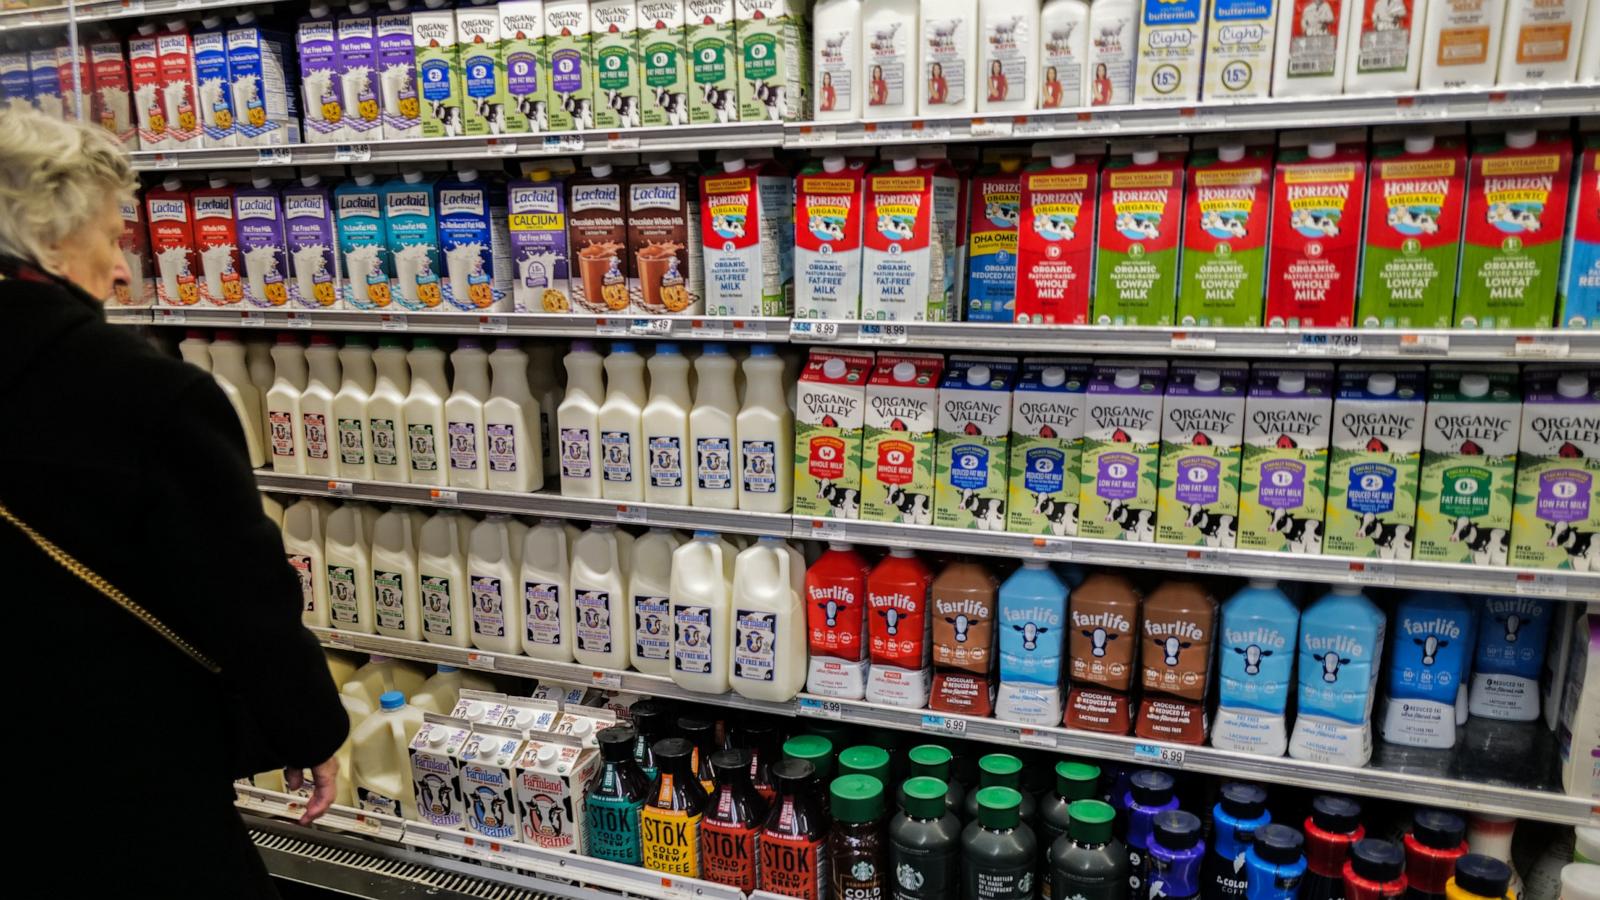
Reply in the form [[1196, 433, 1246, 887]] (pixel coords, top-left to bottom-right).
[[1505, 130, 1537, 149], [307, 3, 331, 17], [723, 158, 747, 173], [1277, 371, 1306, 394], [823, 357, 847, 379], [893, 360, 916, 383], [591, 163, 614, 178], [1132, 149, 1158, 165], [402, 169, 425, 184], [649, 160, 672, 175], [1114, 368, 1140, 389], [1051, 152, 1076, 168], [1561, 864, 1600, 900], [355, 172, 377, 186], [967, 364, 991, 385], [893, 156, 918, 172], [1307, 142, 1337, 159], [1193, 369, 1221, 393], [1558, 373, 1589, 398], [163, 177, 184, 191], [1404, 134, 1435, 154], [1217, 144, 1245, 163], [1459, 373, 1490, 398], [822, 154, 847, 173], [349, 0, 371, 13], [1041, 366, 1066, 388], [1367, 372, 1396, 396], [137, 23, 158, 34], [209, 176, 229, 189], [164, 18, 186, 30]]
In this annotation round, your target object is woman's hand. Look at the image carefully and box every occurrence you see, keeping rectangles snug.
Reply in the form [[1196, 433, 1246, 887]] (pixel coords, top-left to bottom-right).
[[286, 757, 341, 824]]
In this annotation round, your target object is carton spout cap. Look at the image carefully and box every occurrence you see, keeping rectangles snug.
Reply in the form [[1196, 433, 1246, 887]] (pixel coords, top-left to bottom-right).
[[1217, 144, 1245, 163], [723, 158, 747, 173], [354, 172, 377, 186], [823, 358, 847, 379], [649, 160, 672, 175], [236, 11, 256, 24], [201, 15, 223, 27], [1132, 149, 1158, 165], [349, 0, 372, 13], [252, 176, 273, 189], [162, 177, 184, 191], [591, 163, 614, 178], [402, 169, 425, 184], [1557, 373, 1589, 398], [1404, 134, 1435, 154], [1193, 369, 1221, 393], [1367, 372, 1396, 396], [457, 168, 479, 182], [893, 156, 917, 172], [828, 541, 855, 551], [1505, 130, 1537, 149], [164, 18, 186, 31], [1042, 366, 1066, 388], [822, 154, 847, 173], [1307, 141, 1337, 159], [1277, 371, 1306, 394], [137, 23, 157, 34], [893, 361, 916, 383], [307, 3, 330, 18], [1114, 368, 1140, 389], [300, 173, 321, 187], [1249, 578, 1278, 589], [1460, 373, 1490, 398], [967, 364, 991, 385], [208, 176, 229, 189], [1051, 153, 1076, 168]]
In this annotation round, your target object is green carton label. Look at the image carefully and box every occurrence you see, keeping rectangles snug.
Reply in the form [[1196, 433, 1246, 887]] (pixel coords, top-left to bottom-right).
[[1415, 453, 1516, 564]]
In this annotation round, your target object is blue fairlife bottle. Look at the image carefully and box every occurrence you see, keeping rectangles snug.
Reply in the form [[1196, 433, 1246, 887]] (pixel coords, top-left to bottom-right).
[[1213, 580, 1300, 757], [995, 560, 1070, 726], [1148, 810, 1207, 900], [1245, 824, 1308, 900], [1203, 783, 1271, 900], [1468, 596, 1554, 721], [1380, 592, 1474, 749], [1289, 586, 1387, 768], [1123, 770, 1180, 899]]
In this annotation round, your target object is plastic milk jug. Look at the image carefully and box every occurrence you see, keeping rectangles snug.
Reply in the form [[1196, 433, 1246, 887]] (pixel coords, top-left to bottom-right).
[[1469, 596, 1554, 721], [351, 690, 427, 817], [485, 339, 544, 493], [671, 531, 734, 693], [263, 495, 286, 528], [919, 0, 977, 114], [528, 345, 563, 481], [326, 502, 378, 633], [178, 330, 212, 371], [643, 343, 693, 506], [559, 341, 606, 498], [994, 559, 1070, 726], [301, 334, 341, 477], [210, 332, 265, 468], [267, 334, 309, 474], [335, 337, 377, 480], [630, 527, 680, 674], [284, 497, 333, 628], [404, 338, 450, 487], [369, 337, 412, 482], [814, 0, 863, 120], [446, 337, 490, 489], [732, 537, 808, 701], [249, 338, 276, 441], [1288, 585, 1386, 768], [692, 344, 740, 509], [977, 0, 1039, 112], [1498, 0, 1588, 85], [418, 509, 472, 647], [371, 506, 424, 641], [412, 664, 495, 715], [1204, 0, 1280, 100], [522, 519, 576, 662], [1343, 0, 1426, 92], [737, 344, 793, 512], [600, 342, 648, 502], [1272, 0, 1354, 96], [1419, 0, 1507, 88], [861, 0, 918, 119], [573, 524, 633, 671], [1212, 580, 1300, 757], [1381, 591, 1474, 749], [468, 513, 527, 655], [344, 655, 429, 709]]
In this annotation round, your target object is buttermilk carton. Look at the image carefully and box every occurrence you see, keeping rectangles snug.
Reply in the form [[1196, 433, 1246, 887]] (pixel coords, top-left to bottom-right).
[[515, 734, 598, 853], [1015, 142, 1101, 325], [1324, 365, 1427, 560], [861, 150, 960, 322], [1457, 130, 1575, 329], [1078, 361, 1168, 542], [1357, 134, 1468, 329], [414, 0, 466, 137], [794, 348, 874, 520], [1266, 137, 1368, 328], [543, 0, 595, 131], [636, 0, 691, 128], [1155, 363, 1249, 548], [590, 0, 642, 129], [686, 0, 738, 125], [1237, 364, 1335, 555], [508, 169, 572, 312], [1133, 0, 1208, 104], [795, 154, 867, 319], [735, 0, 810, 122], [1559, 135, 1599, 329], [965, 155, 1024, 323], [701, 154, 793, 317], [1007, 358, 1091, 536], [861, 353, 943, 525], [1203, 0, 1277, 100], [1415, 365, 1522, 566], [499, 0, 546, 134], [1177, 142, 1273, 328], [376, 1, 422, 139], [409, 713, 472, 830], [1094, 143, 1187, 327], [934, 356, 1019, 531], [456, 0, 506, 138], [1510, 367, 1599, 571]]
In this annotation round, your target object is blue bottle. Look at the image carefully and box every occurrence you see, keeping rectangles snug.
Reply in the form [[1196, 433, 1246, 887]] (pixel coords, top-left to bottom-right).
[[1468, 596, 1554, 721], [995, 560, 1070, 726], [1380, 592, 1475, 750], [1203, 783, 1271, 900], [1289, 586, 1387, 768], [1245, 824, 1307, 900], [1148, 810, 1207, 900], [1213, 580, 1300, 757], [1123, 770, 1180, 899]]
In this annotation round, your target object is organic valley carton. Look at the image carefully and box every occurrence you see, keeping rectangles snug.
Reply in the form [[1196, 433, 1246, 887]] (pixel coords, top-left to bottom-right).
[[1357, 136, 1468, 329], [1510, 366, 1599, 570], [1324, 365, 1426, 559], [934, 356, 1019, 530], [1156, 363, 1249, 548], [795, 155, 867, 319], [636, 0, 691, 128], [861, 353, 944, 524], [735, 0, 810, 122], [794, 348, 874, 519], [376, 3, 422, 139], [1237, 364, 1335, 554], [499, 0, 545, 134], [543, 0, 594, 131], [1177, 143, 1273, 327], [1078, 362, 1168, 542], [1133, 0, 1209, 104], [515, 734, 599, 854], [965, 156, 1024, 323], [591, 0, 642, 129], [1094, 146, 1187, 326], [459, 725, 525, 841], [408, 713, 471, 830], [1416, 365, 1521, 566], [861, 154, 961, 322], [1560, 136, 1599, 329], [1266, 139, 1368, 327], [414, 0, 465, 138], [509, 172, 572, 312], [1457, 131, 1574, 329], [700, 156, 794, 317], [1007, 358, 1091, 536], [1015, 145, 1100, 325], [456, 0, 505, 138], [686, 0, 738, 125], [146, 182, 198, 306]]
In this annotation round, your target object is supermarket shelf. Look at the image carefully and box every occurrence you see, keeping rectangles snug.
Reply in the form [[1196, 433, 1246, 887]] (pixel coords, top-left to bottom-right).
[[139, 306, 787, 340], [105, 308, 152, 326], [0, 0, 277, 31]]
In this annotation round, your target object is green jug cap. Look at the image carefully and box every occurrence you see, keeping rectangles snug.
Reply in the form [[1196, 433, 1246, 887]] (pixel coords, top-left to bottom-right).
[[838, 746, 891, 785], [1069, 800, 1116, 844], [907, 744, 952, 781], [784, 735, 835, 781], [976, 786, 1023, 830], [1056, 761, 1100, 801], [900, 776, 948, 820], [831, 774, 885, 823], [978, 754, 1023, 789]]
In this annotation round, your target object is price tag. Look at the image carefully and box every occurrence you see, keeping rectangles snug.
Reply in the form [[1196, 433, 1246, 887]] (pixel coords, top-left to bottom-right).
[[862, 122, 906, 143], [1489, 91, 1542, 115], [910, 121, 952, 140], [157, 307, 186, 324], [1181, 549, 1224, 573], [1016, 728, 1057, 748], [689, 319, 725, 338], [790, 319, 839, 341], [240, 310, 267, 327], [595, 317, 629, 336], [149, 153, 178, 169], [121, 0, 147, 12], [257, 148, 293, 165], [969, 119, 1014, 138], [1514, 336, 1569, 359], [1027, 537, 1071, 561], [615, 504, 647, 524], [483, 140, 519, 156], [324, 633, 356, 651], [630, 318, 673, 336], [1133, 743, 1186, 767], [1514, 573, 1568, 597], [859, 323, 907, 345], [806, 518, 846, 539], [1015, 117, 1058, 136], [606, 133, 641, 150], [1296, 333, 1362, 356], [1171, 333, 1217, 352], [334, 144, 372, 163], [380, 313, 408, 331], [285, 312, 313, 328], [591, 671, 623, 689], [1400, 333, 1449, 354], [478, 315, 508, 333], [428, 488, 459, 504], [921, 714, 967, 736], [1346, 561, 1395, 586], [734, 320, 769, 339], [542, 134, 585, 152], [467, 652, 496, 670], [791, 125, 837, 146], [797, 697, 844, 720], [325, 480, 355, 496], [1395, 95, 1449, 118]]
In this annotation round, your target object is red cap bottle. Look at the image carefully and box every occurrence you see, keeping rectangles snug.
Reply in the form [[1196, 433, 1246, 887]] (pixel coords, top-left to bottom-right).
[[1344, 839, 1408, 900], [1403, 810, 1468, 900], [1301, 796, 1366, 900]]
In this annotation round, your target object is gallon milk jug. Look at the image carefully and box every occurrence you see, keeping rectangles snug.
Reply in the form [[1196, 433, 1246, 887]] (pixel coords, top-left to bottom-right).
[[326, 502, 378, 633], [446, 337, 490, 489], [737, 344, 794, 513], [369, 337, 412, 482], [600, 342, 648, 502], [284, 497, 334, 628], [977, 0, 1039, 112], [1272, 0, 1354, 96], [343, 655, 429, 709], [267, 334, 309, 474], [351, 690, 426, 818], [262, 495, 285, 527], [521, 518, 575, 662], [248, 338, 275, 442], [301, 334, 341, 477], [179, 330, 213, 371], [1381, 592, 1473, 749], [371, 506, 424, 641], [468, 513, 527, 655], [334, 337, 377, 480], [994, 559, 1070, 726], [1212, 579, 1301, 757], [529, 344, 563, 481], [861, 0, 920, 119], [404, 338, 451, 487], [1289, 585, 1386, 768], [411, 664, 497, 714], [920, 0, 978, 114], [815, 0, 865, 121], [643, 342, 693, 506], [691, 343, 739, 510], [559, 340, 606, 498], [484, 339, 543, 493], [629, 527, 681, 675], [208, 330, 267, 467], [572, 523, 632, 671], [670, 531, 734, 693], [418, 509, 472, 647], [731, 536, 808, 702]]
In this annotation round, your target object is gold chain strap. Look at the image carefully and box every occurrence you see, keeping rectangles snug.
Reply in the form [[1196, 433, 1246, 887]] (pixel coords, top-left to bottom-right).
[[0, 500, 221, 674]]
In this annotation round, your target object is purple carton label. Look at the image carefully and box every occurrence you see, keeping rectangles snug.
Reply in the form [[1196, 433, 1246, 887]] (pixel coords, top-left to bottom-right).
[[1536, 470, 1592, 523], [507, 48, 540, 98], [376, 12, 420, 136], [1096, 451, 1141, 501], [284, 187, 341, 308], [1175, 456, 1221, 505], [550, 48, 584, 95], [338, 14, 384, 137], [298, 19, 344, 140], [235, 189, 289, 308], [1257, 458, 1307, 509]]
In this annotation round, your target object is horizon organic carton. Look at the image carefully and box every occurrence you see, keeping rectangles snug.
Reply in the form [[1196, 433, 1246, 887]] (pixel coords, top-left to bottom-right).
[[861, 154, 960, 322], [1015, 144, 1101, 325], [1177, 142, 1273, 327], [1457, 130, 1574, 329], [1266, 139, 1368, 328], [1357, 135, 1468, 329], [965, 156, 1024, 322], [1094, 146, 1186, 326], [795, 155, 866, 319]]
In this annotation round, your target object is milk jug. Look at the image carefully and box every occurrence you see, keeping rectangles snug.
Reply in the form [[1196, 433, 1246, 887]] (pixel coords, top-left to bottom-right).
[[249, 339, 276, 440], [994, 559, 1070, 727], [731, 537, 807, 701], [738, 344, 793, 513], [284, 498, 333, 628], [412, 664, 496, 715], [630, 527, 680, 675], [351, 690, 427, 818], [372, 506, 424, 641], [1381, 591, 1473, 749], [405, 338, 450, 487], [369, 337, 412, 482], [559, 340, 605, 498], [179, 330, 213, 371], [692, 343, 740, 510], [1271, 0, 1354, 96], [814, 0, 864, 120], [1085, 0, 1136, 105], [529, 344, 563, 481], [327, 502, 378, 633], [600, 342, 648, 501], [670, 531, 733, 693], [446, 337, 490, 489], [208, 331, 268, 467], [468, 513, 527, 655], [483, 340, 543, 493], [263, 495, 286, 528], [344, 655, 429, 709], [1288, 585, 1386, 768], [522, 519, 575, 662], [418, 509, 472, 647], [335, 337, 377, 480], [1343, 0, 1426, 92], [301, 334, 341, 478], [643, 343, 693, 506], [919, 0, 977, 114], [572, 524, 633, 671], [976, 0, 1039, 112], [861, 0, 919, 119], [1212, 579, 1300, 757], [267, 334, 309, 474]]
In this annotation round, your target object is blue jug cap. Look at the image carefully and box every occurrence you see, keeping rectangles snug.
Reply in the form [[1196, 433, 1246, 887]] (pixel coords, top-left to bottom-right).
[[380, 691, 405, 710]]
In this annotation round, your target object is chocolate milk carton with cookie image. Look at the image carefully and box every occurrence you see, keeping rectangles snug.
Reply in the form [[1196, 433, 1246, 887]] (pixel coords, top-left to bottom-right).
[[1237, 364, 1334, 555], [1136, 580, 1217, 745], [566, 156, 634, 314], [627, 156, 703, 315], [1067, 572, 1142, 733], [509, 166, 573, 313]]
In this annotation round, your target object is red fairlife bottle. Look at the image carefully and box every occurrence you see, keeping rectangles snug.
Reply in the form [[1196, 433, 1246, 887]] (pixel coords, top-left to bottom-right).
[[805, 542, 873, 699], [1344, 839, 1409, 900], [865, 548, 934, 708], [1404, 811, 1468, 900], [1301, 796, 1366, 900], [759, 759, 830, 900], [701, 749, 768, 892]]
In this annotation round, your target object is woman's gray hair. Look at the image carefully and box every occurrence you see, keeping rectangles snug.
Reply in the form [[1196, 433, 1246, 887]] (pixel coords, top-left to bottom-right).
[[0, 107, 136, 268]]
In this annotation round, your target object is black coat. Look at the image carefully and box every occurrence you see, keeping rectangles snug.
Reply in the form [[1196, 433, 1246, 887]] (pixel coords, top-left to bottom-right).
[[0, 261, 348, 896]]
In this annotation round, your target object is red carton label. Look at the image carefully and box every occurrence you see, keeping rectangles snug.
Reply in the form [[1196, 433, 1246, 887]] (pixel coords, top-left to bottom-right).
[[89, 41, 134, 144], [1015, 161, 1100, 324], [145, 188, 198, 306], [128, 38, 163, 147], [1266, 146, 1368, 327], [190, 186, 243, 306], [156, 31, 199, 144]]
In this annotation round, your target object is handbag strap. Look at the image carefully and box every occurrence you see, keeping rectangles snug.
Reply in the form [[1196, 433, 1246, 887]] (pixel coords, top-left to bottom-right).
[[0, 499, 222, 674]]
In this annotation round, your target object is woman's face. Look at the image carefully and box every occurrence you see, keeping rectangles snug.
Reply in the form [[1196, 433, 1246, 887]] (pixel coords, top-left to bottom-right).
[[991, 60, 1002, 75], [1096, 63, 1108, 78], [931, 63, 942, 78], [50, 196, 129, 302]]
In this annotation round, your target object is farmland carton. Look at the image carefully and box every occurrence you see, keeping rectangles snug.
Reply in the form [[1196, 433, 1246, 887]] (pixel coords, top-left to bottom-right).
[[408, 714, 471, 829], [795, 154, 867, 319], [935, 356, 1019, 530], [336, 175, 393, 309], [1015, 144, 1100, 325], [1134, 0, 1209, 104], [191, 180, 244, 306], [627, 159, 703, 315], [235, 180, 291, 308], [686, 0, 738, 124], [298, 5, 346, 142], [861, 153, 961, 322], [965, 156, 1024, 323], [1204, 0, 1279, 101], [1510, 367, 1599, 571], [385, 172, 444, 310], [414, 0, 466, 137], [114, 197, 154, 307], [1415, 365, 1522, 566], [544, 0, 595, 131], [376, 2, 422, 138], [285, 177, 344, 309], [735, 0, 810, 122], [509, 171, 572, 312], [88, 40, 134, 145], [338, 3, 385, 141], [1177, 143, 1273, 327], [1156, 363, 1249, 548], [145, 181, 198, 306], [794, 348, 875, 520], [701, 156, 793, 317], [1265, 139, 1368, 328], [637, 0, 691, 127], [1078, 361, 1168, 542], [861, 353, 944, 524], [156, 27, 202, 149], [1094, 147, 1186, 326], [192, 23, 236, 147], [1324, 365, 1426, 559], [228, 18, 302, 147], [1560, 136, 1599, 329], [1357, 135, 1468, 329], [568, 160, 631, 313], [1457, 130, 1574, 329], [1007, 358, 1091, 536], [460, 725, 525, 841], [1237, 364, 1335, 554], [515, 735, 599, 853], [456, 0, 505, 137], [499, 0, 546, 133], [591, 0, 642, 128]]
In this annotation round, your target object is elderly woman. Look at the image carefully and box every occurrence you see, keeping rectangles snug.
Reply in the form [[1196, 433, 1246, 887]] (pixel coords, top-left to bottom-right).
[[0, 111, 346, 894]]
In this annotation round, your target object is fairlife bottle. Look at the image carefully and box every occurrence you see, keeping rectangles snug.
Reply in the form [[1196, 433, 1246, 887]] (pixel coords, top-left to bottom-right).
[[1289, 586, 1387, 768], [1381, 592, 1473, 750], [1212, 580, 1300, 757]]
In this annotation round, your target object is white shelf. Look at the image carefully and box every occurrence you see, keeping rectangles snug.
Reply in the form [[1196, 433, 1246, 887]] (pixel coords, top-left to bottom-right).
[[139, 306, 786, 341]]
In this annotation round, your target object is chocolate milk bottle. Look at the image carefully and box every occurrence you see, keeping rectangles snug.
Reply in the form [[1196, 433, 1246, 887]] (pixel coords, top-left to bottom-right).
[[929, 559, 998, 717], [567, 155, 636, 314], [627, 155, 704, 316], [1134, 580, 1217, 746], [1066, 572, 1141, 734]]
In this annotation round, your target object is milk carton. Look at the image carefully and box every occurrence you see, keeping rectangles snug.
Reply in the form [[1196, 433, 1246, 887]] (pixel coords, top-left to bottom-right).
[[934, 356, 1020, 531], [1078, 362, 1168, 542], [1015, 144, 1101, 325], [415, 0, 465, 137], [1458, 130, 1575, 329], [861, 353, 944, 524], [1357, 135, 1468, 329], [1007, 358, 1091, 536], [129, 35, 164, 149], [861, 153, 961, 322], [57, 42, 90, 123], [1416, 365, 1521, 566], [627, 159, 703, 315], [156, 28, 202, 149], [1560, 136, 1599, 329], [568, 161, 631, 313], [336, 176, 393, 310], [456, 1, 505, 137], [794, 348, 875, 520], [509, 173, 572, 312], [499, 696, 563, 733], [376, 2, 422, 138], [499, 0, 546, 134], [453, 689, 511, 724], [299, 6, 346, 142], [735, 0, 811, 122], [1237, 364, 1335, 554], [515, 735, 599, 854], [1557, 612, 1600, 800], [0, 51, 31, 113], [409, 713, 472, 829], [385, 173, 445, 310], [1177, 142, 1273, 327], [339, 3, 386, 141], [553, 706, 619, 746], [460, 725, 525, 841], [1134, 0, 1209, 104], [637, 0, 692, 127], [235, 181, 291, 308], [686, 0, 738, 125], [192, 182, 243, 306], [700, 156, 794, 317], [228, 19, 302, 147], [1094, 145, 1187, 326], [590, 0, 641, 129], [193, 24, 237, 147], [284, 179, 343, 309], [28, 47, 62, 120], [1265, 137, 1368, 328], [1156, 363, 1249, 548], [1324, 365, 1426, 559], [1510, 366, 1600, 571], [543, 0, 595, 131], [114, 197, 155, 308], [795, 155, 867, 320], [88, 40, 134, 146], [1204, 0, 1280, 100], [965, 156, 1024, 323], [145, 182, 199, 306], [437, 173, 512, 311]]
